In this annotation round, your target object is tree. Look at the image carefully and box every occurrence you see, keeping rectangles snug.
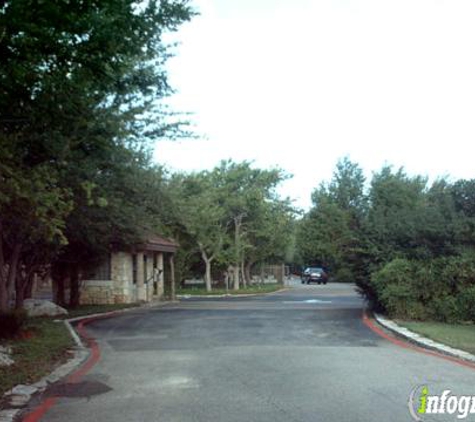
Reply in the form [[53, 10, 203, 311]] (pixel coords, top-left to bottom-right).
[[212, 161, 289, 290], [0, 155, 72, 311], [172, 172, 227, 292], [366, 166, 428, 262], [242, 198, 295, 284], [0, 0, 194, 309], [298, 158, 368, 283]]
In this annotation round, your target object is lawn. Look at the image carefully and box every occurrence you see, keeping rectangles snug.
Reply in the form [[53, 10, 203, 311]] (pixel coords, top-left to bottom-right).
[[177, 284, 284, 296], [0, 302, 141, 397], [0, 318, 74, 396], [398, 321, 475, 355]]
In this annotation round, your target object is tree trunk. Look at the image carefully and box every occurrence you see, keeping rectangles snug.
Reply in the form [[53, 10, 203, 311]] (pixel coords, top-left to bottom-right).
[[245, 261, 253, 286], [232, 265, 239, 290], [51, 262, 67, 307], [0, 222, 7, 312], [6, 242, 22, 310], [223, 269, 229, 292], [233, 215, 243, 291], [199, 245, 213, 293], [15, 279, 25, 309], [15, 262, 38, 309], [169, 255, 176, 301], [241, 260, 247, 288], [69, 263, 80, 309], [0, 275, 7, 312], [204, 259, 212, 292], [25, 272, 36, 299]]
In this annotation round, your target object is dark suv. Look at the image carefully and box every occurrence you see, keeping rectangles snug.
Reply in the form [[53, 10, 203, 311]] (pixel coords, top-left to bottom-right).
[[301, 267, 328, 285]]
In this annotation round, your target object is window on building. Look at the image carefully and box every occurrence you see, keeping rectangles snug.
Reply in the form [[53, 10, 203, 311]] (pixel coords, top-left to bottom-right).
[[132, 254, 137, 284], [87, 254, 111, 280], [144, 254, 148, 284]]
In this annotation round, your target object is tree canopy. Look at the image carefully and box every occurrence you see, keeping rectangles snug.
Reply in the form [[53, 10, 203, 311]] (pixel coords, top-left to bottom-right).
[[0, 0, 194, 310], [297, 158, 475, 323]]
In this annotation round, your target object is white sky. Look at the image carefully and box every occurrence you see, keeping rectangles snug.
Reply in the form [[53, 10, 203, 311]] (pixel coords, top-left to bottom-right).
[[154, 0, 475, 210]]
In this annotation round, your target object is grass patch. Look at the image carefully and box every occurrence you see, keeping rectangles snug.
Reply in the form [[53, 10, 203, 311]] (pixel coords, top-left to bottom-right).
[[0, 319, 74, 396], [0, 303, 142, 397], [398, 321, 475, 355], [177, 284, 284, 296], [63, 303, 140, 319]]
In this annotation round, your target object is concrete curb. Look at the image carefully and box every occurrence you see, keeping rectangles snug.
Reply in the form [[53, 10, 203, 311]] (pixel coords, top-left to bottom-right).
[[374, 313, 475, 364], [1, 301, 171, 422]]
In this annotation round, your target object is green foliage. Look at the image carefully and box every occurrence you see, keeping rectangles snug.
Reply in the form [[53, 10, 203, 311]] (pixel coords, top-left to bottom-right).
[[456, 286, 475, 322], [370, 255, 475, 322], [169, 161, 295, 290], [299, 158, 475, 323], [0, 318, 73, 395], [297, 158, 368, 284], [0, 0, 194, 309], [370, 259, 424, 319]]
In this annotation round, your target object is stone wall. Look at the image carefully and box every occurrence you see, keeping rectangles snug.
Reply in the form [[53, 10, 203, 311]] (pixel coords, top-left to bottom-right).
[[80, 251, 166, 304], [80, 280, 116, 304], [111, 252, 135, 303]]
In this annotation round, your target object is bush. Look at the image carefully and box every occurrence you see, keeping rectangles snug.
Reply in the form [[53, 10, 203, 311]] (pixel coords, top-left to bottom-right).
[[334, 267, 354, 283], [370, 258, 421, 318], [0, 309, 27, 339], [456, 286, 475, 322], [370, 254, 475, 323]]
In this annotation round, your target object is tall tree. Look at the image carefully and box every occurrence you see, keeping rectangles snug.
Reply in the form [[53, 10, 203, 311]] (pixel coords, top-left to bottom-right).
[[0, 0, 194, 309], [298, 158, 367, 283], [212, 161, 287, 290], [172, 172, 227, 292]]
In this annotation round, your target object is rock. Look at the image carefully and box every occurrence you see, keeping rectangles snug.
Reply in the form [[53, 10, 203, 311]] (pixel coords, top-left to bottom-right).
[[6, 385, 38, 408], [32, 379, 48, 391], [0, 346, 14, 367], [23, 299, 68, 317], [0, 409, 21, 422], [10, 385, 38, 396], [9, 394, 31, 407], [0, 353, 14, 367]]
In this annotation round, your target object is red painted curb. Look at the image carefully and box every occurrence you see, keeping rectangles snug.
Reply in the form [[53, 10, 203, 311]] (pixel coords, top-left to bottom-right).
[[21, 313, 115, 422], [362, 311, 475, 370]]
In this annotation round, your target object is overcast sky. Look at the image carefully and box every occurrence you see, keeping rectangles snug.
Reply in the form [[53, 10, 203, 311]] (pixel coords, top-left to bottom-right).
[[154, 0, 475, 210]]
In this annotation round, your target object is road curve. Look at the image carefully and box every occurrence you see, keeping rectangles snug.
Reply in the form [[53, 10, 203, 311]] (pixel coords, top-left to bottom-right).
[[26, 282, 475, 422]]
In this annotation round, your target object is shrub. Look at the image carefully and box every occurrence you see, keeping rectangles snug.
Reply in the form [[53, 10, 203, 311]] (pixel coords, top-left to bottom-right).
[[370, 258, 418, 318], [429, 295, 460, 323], [0, 309, 27, 339], [456, 286, 475, 322], [370, 254, 475, 322], [334, 267, 354, 283]]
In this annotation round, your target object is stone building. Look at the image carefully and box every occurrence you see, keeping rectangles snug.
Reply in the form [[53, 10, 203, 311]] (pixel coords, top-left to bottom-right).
[[80, 236, 178, 305]]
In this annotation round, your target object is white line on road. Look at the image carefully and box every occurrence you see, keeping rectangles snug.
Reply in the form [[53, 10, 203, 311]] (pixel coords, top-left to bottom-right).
[[282, 299, 332, 304]]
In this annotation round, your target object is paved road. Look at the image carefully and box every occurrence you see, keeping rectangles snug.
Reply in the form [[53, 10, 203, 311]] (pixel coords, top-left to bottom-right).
[[32, 283, 475, 422]]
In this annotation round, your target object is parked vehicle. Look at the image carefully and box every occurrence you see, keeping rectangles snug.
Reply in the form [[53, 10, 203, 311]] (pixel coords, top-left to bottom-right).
[[301, 267, 328, 285]]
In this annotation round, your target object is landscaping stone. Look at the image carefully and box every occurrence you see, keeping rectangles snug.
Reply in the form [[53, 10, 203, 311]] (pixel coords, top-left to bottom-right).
[[23, 299, 68, 317], [0, 409, 20, 422], [10, 385, 38, 397], [0, 346, 13, 367], [6, 385, 38, 408]]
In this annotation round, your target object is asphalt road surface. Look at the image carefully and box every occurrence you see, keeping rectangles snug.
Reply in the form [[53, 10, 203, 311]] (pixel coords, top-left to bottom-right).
[[30, 282, 475, 422]]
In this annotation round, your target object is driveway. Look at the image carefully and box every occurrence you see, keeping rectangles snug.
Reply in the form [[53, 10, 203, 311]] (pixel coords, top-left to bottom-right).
[[27, 282, 475, 422]]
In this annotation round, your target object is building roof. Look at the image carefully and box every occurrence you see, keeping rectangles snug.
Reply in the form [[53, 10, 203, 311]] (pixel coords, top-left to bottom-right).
[[138, 235, 179, 253]]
